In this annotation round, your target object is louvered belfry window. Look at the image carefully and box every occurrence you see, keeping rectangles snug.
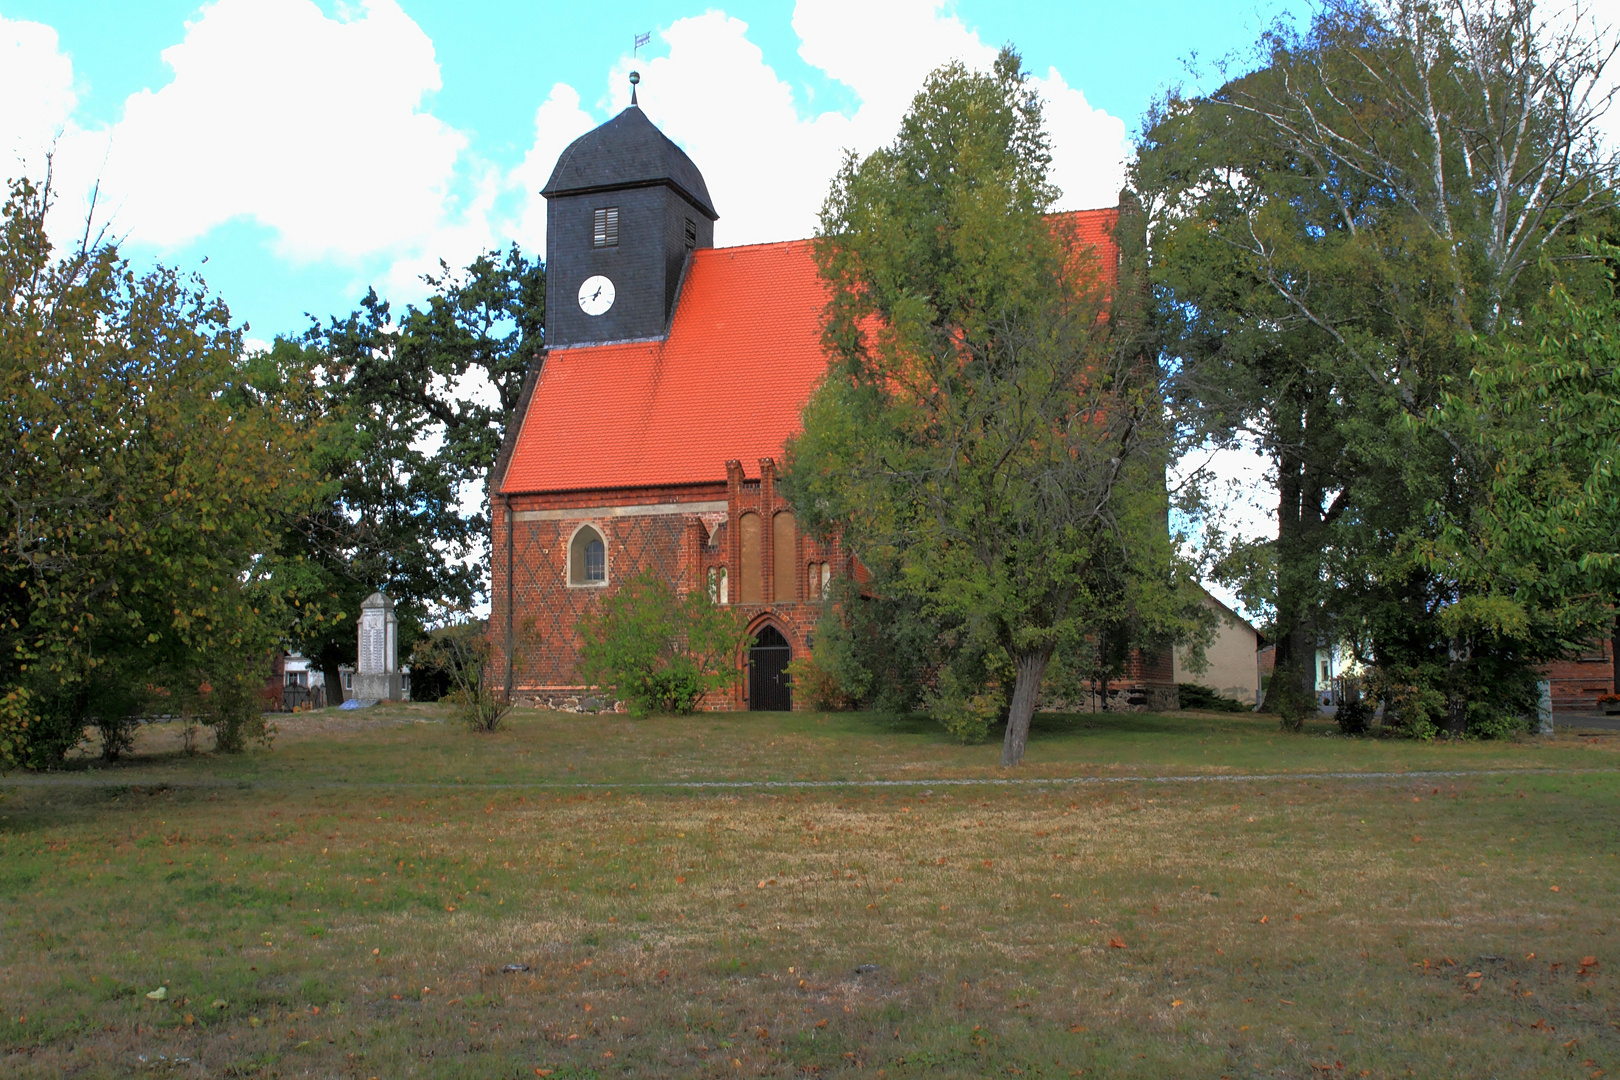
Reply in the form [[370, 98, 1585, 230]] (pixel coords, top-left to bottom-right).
[[684, 217, 697, 249], [593, 207, 619, 247]]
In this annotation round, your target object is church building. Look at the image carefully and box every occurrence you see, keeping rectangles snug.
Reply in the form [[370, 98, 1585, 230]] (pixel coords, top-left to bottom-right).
[[490, 89, 1161, 712]]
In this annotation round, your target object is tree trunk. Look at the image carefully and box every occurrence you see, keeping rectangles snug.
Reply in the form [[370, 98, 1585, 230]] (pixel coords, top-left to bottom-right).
[[1265, 396, 1330, 719], [320, 642, 347, 705], [1445, 637, 1470, 737], [1000, 649, 1052, 767]]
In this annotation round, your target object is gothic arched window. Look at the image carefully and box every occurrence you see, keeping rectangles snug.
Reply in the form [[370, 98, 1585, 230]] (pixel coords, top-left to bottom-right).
[[568, 524, 608, 586], [708, 566, 730, 605]]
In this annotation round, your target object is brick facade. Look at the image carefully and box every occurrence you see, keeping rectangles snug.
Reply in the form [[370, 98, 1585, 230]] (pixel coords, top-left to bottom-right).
[[1542, 634, 1618, 709], [491, 458, 844, 711]]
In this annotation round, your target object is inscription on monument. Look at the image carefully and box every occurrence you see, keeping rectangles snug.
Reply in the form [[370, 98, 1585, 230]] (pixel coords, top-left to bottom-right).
[[360, 611, 386, 673]]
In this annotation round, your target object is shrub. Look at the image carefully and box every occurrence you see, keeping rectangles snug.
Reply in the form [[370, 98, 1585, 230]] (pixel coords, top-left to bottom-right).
[[924, 669, 1003, 744], [785, 652, 852, 712], [1334, 677, 1371, 735], [412, 619, 510, 732], [1176, 683, 1249, 713], [576, 570, 750, 718], [198, 662, 276, 754]]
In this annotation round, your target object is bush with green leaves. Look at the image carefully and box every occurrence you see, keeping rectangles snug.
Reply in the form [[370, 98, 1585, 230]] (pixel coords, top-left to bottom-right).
[[1, 176, 313, 768], [1176, 683, 1249, 713], [576, 570, 749, 718], [412, 619, 511, 732]]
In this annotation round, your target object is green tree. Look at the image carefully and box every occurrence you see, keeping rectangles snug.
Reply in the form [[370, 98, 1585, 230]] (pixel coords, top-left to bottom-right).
[[1417, 245, 1620, 723], [785, 50, 1202, 765], [1137, 0, 1618, 732], [0, 175, 314, 767], [576, 570, 750, 718], [411, 617, 513, 731], [286, 246, 546, 691]]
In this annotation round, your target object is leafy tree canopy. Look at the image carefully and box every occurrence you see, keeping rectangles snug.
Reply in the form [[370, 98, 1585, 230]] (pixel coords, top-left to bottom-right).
[[0, 176, 316, 766], [1137, 0, 1619, 733], [785, 49, 1204, 765]]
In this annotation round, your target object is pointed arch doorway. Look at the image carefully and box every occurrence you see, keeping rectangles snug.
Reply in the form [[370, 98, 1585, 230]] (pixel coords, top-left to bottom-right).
[[749, 625, 792, 711]]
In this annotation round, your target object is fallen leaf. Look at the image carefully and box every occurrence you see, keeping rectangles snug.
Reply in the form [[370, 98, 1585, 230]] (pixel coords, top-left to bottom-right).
[[815, 1019, 828, 1028], [145, 987, 167, 1001], [1465, 972, 1483, 979], [1068, 1024, 1087, 1033], [534, 1069, 554, 1077], [1108, 937, 1126, 949], [1551, 885, 1560, 892], [676, 876, 686, 884], [1259, 916, 1269, 924], [1171, 1000, 1184, 1007]]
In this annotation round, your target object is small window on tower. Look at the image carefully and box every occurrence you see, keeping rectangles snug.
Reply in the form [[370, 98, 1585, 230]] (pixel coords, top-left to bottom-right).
[[593, 207, 619, 247], [684, 217, 697, 249]]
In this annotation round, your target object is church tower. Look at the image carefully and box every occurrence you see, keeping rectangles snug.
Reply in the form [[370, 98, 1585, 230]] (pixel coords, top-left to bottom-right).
[[541, 78, 718, 348]]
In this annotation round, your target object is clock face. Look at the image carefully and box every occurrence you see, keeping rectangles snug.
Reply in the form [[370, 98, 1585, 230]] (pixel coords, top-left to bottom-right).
[[578, 275, 615, 316]]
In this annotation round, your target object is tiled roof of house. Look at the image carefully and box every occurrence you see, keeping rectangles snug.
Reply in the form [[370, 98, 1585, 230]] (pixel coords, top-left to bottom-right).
[[499, 208, 1121, 495]]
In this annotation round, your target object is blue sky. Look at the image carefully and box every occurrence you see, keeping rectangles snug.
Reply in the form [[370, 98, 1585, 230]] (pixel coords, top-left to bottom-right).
[[4, 0, 1304, 342]]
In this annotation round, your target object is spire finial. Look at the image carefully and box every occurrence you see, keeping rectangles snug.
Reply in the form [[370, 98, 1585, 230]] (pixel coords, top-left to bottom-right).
[[629, 70, 641, 106]]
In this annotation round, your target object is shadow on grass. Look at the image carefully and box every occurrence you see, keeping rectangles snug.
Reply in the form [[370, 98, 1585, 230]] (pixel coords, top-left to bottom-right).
[[748, 704, 1324, 747]]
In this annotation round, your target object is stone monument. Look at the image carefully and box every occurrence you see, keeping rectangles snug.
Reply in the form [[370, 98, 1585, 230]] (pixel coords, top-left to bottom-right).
[[353, 592, 403, 701]]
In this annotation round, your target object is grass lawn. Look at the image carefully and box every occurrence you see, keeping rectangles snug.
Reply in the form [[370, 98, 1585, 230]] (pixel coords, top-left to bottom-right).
[[2, 706, 1617, 1078]]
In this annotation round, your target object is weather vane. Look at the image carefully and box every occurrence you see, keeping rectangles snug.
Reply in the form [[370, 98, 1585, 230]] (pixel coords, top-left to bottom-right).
[[634, 31, 650, 55]]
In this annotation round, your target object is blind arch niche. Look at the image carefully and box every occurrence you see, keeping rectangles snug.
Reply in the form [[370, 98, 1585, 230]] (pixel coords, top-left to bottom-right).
[[739, 513, 763, 603], [773, 512, 797, 601]]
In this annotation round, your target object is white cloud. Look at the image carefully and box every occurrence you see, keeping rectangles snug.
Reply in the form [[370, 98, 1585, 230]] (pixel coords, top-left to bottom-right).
[[0, 16, 77, 180], [1032, 67, 1132, 210], [509, 82, 596, 254], [792, 0, 997, 130], [609, 11, 856, 245], [45, 0, 471, 267], [11, 0, 1130, 311], [537, 1, 1130, 248]]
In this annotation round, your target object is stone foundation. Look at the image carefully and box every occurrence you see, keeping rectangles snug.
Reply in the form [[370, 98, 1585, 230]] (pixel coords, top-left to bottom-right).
[[516, 690, 626, 714]]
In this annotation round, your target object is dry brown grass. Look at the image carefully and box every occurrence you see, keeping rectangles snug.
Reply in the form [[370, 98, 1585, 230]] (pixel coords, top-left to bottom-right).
[[1, 708, 1616, 1077]]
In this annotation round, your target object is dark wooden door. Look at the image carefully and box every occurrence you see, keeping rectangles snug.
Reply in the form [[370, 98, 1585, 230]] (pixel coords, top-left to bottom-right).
[[749, 626, 792, 711]]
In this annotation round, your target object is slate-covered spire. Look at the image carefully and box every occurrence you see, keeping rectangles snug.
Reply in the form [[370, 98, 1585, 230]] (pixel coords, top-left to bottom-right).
[[541, 87, 718, 349]]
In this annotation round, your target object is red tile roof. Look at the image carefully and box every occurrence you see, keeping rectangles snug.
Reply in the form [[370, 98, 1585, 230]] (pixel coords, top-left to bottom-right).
[[501, 239, 829, 494], [500, 209, 1120, 495]]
